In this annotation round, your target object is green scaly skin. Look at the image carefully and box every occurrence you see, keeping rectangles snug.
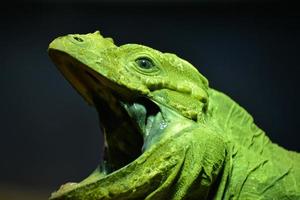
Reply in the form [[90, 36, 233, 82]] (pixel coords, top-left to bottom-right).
[[48, 31, 300, 200]]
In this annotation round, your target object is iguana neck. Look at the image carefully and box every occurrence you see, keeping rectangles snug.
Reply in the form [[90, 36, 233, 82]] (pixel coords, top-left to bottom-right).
[[207, 88, 300, 199], [206, 89, 270, 153]]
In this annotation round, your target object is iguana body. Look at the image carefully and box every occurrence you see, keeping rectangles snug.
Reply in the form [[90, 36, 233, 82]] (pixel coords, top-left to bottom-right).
[[48, 31, 300, 200]]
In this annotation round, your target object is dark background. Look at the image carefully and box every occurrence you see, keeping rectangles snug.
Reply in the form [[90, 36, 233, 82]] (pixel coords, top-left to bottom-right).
[[0, 1, 299, 199]]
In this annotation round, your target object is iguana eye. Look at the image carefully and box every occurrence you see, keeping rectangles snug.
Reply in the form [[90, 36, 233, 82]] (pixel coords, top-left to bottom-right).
[[135, 57, 155, 69]]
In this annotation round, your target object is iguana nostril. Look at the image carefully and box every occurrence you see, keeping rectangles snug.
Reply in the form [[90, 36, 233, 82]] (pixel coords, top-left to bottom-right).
[[73, 36, 84, 42]]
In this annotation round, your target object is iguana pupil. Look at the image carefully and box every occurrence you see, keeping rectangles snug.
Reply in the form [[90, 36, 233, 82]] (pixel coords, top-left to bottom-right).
[[135, 57, 155, 69]]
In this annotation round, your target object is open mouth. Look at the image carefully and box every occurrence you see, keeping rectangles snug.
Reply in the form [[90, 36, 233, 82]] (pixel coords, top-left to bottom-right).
[[48, 50, 163, 198]]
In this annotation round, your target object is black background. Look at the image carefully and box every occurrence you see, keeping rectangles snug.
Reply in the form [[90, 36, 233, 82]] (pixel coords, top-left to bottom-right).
[[0, 0, 299, 198]]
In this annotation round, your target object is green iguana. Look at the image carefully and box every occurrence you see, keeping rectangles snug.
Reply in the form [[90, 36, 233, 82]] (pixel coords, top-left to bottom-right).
[[48, 31, 300, 200]]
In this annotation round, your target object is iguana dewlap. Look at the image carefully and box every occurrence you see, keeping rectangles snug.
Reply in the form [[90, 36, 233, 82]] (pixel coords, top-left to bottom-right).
[[48, 31, 300, 200]]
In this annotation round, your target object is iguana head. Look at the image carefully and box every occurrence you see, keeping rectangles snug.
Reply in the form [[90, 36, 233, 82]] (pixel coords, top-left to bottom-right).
[[48, 31, 210, 199]]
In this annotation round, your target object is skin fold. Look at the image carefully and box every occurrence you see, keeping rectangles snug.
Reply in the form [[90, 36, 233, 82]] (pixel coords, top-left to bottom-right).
[[48, 31, 300, 200]]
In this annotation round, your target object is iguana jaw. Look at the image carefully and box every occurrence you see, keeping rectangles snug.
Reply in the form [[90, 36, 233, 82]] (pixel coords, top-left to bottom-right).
[[48, 49, 179, 199]]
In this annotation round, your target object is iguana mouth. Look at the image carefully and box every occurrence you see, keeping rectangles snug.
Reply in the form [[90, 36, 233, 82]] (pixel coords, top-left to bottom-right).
[[48, 50, 163, 197], [88, 70, 162, 169]]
